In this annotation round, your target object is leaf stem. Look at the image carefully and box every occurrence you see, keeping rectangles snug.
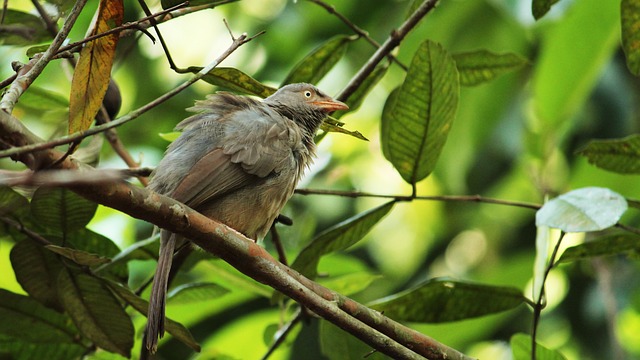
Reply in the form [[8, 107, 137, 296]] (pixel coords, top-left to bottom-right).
[[295, 188, 541, 210], [531, 231, 565, 360]]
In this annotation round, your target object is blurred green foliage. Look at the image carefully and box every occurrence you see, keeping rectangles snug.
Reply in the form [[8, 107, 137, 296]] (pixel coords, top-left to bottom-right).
[[2, 0, 640, 359]]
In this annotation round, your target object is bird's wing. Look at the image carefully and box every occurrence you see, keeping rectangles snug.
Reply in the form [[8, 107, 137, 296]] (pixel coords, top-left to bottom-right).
[[169, 148, 260, 208], [169, 104, 298, 208], [221, 106, 300, 178]]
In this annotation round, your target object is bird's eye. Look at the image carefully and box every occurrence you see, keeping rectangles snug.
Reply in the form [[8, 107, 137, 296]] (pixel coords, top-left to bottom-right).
[[304, 91, 312, 98]]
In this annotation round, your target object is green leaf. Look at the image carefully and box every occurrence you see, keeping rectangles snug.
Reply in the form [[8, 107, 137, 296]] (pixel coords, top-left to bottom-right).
[[57, 269, 133, 357], [26, 44, 50, 58], [158, 131, 180, 142], [51, 229, 128, 282], [320, 320, 385, 360], [283, 35, 356, 85], [453, 50, 528, 86], [0, 337, 86, 360], [405, 0, 423, 19], [204, 259, 272, 297], [319, 118, 368, 141], [167, 282, 230, 304], [511, 333, 567, 360], [559, 233, 640, 263], [0, 10, 51, 45], [333, 60, 390, 119], [18, 86, 69, 112], [105, 279, 201, 352], [380, 87, 400, 160], [45, 245, 111, 266], [318, 272, 381, 296], [577, 135, 640, 174], [0, 289, 78, 343], [368, 279, 526, 322], [0, 186, 29, 218], [532, 0, 560, 20], [622, 0, 640, 75], [535, 187, 627, 232], [0, 290, 86, 359], [31, 187, 98, 235], [96, 236, 158, 276], [189, 67, 276, 98], [291, 201, 394, 279], [381, 40, 459, 185], [10, 239, 64, 311]]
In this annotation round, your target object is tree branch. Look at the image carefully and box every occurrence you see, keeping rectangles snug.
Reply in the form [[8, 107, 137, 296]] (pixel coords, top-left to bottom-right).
[[337, 0, 438, 102], [0, 0, 88, 114], [0, 99, 473, 360], [296, 188, 542, 210]]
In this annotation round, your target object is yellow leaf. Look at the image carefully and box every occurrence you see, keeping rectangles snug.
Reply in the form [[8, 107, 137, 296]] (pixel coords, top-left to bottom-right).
[[68, 0, 123, 134]]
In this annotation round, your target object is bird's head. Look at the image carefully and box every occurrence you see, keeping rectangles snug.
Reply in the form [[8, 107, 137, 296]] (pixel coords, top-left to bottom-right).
[[266, 83, 348, 113], [264, 83, 348, 135]]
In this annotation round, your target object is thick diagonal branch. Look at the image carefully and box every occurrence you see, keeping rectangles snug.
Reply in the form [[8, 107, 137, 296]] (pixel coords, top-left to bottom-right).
[[0, 108, 473, 360]]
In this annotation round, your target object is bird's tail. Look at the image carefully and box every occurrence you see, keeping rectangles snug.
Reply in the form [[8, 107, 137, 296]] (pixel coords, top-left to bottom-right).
[[145, 231, 176, 353]]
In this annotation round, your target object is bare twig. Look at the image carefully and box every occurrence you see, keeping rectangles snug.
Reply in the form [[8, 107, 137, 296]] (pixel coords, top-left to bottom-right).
[[270, 224, 288, 265], [31, 0, 59, 36], [261, 309, 303, 360], [136, 0, 183, 70], [531, 232, 565, 360], [337, 0, 438, 102], [615, 222, 640, 235], [0, 216, 52, 246], [295, 188, 541, 210], [0, 73, 17, 89], [307, 0, 408, 71], [0, 0, 88, 114], [1, 0, 7, 24], [0, 30, 263, 160], [56, 2, 189, 55]]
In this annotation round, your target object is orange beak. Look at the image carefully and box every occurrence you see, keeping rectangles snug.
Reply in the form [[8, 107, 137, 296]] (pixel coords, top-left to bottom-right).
[[312, 99, 349, 112]]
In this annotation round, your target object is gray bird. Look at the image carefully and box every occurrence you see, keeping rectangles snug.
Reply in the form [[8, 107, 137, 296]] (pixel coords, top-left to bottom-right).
[[145, 83, 348, 352]]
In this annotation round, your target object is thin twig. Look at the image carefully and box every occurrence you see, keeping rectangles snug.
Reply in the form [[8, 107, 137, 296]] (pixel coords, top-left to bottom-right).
[[531, 231, 565, 360], [0, 73, 17, 89], [295, 188, 541, 210], [0, 30, 263, 159], [56, 2, 189, 55], [307, 0, 408, 71], [136, 0, 182, 70], [261, 309, 303, 360], [615, 222, 640, 235], [0, 0, 88, 114], [1, 0, 7, 24], [31, 0, 59, 36], [337, 0, 438, 102], [120, 1, 238, 38], [0, 216, 52, 246], [270, 225, 288, 265]]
